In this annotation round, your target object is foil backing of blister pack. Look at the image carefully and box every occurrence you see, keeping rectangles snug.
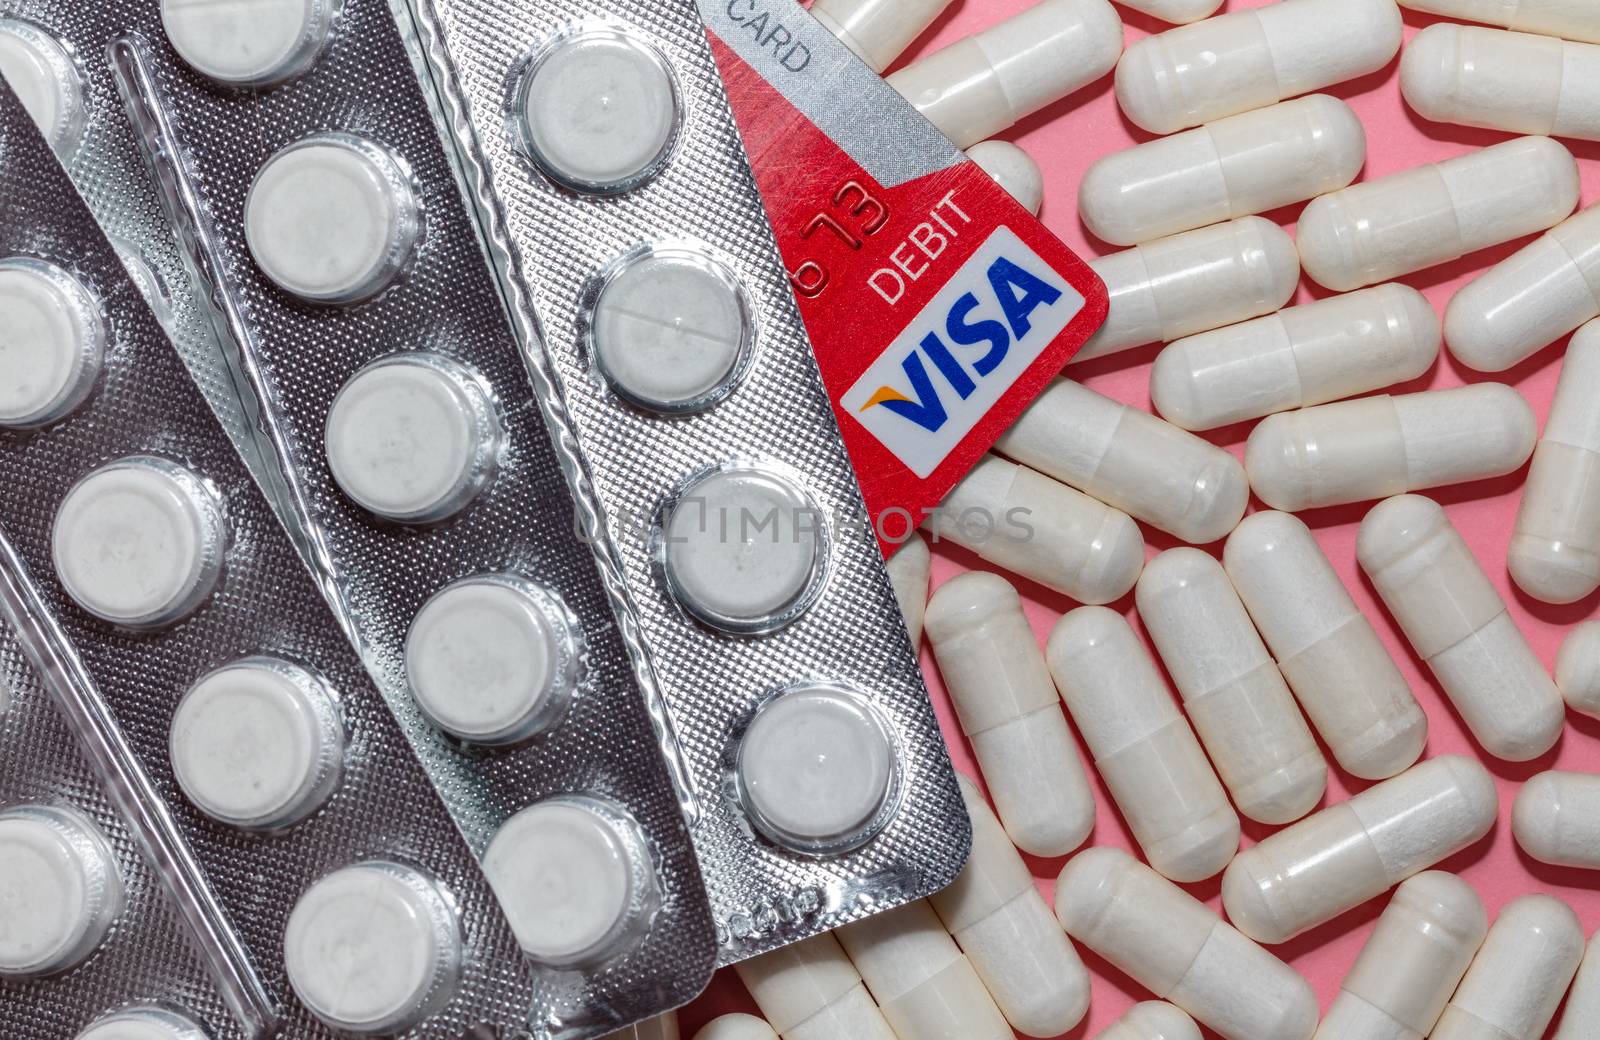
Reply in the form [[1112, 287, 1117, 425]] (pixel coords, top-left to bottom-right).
[[397, 0, 971, 960], [0, 85, 544, 1038]]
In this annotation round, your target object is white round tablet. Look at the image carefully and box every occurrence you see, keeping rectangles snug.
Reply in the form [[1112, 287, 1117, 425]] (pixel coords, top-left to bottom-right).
[[324, 353, 501, 524], [0, 19, 87, 158], [0, 258, 105, 429], [52, 457, 228, 629], [0, 805, 124, 978], [737, 685, 897, 855], [284, 862, 461, 1035], [245, 134, 421, 304], [591, 247, 752, 413], [482, 797, 659, 967], [75, 1007, 211, 1040], [404, 574, 579, 745], [518, 28, 680, 193], [170, 657, 345, 830], [162, 0, 337, 87], [662, 465, 826, 633]]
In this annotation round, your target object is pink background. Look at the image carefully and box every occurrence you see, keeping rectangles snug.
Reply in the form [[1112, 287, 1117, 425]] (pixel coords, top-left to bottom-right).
[[684, 2, 1600, 1036]]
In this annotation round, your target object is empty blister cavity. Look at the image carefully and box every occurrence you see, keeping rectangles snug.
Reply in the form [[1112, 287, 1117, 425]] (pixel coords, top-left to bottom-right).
[[734, 932, 896, 1040], [736, 683, 899, 855], [660, 463, 827, 634], [1404, 23, 1600, 142], [516, 26, 680, 193], [0, 257, 105, 429], [1397, 0, 1600, 44], [588, 245, 754, 413], [483, 795, 661, 967], [75, 1007, 211, 1040], [0, 18, 87, 157], [51, 456, 228, 630], [404, 573, 581, 746], [0, 804, 124, 978], [244, 132, 422, 304], [169, 656, 345, 831], [161, 0, 339, 87], [284, 861, 463, 1034], [1433, 894, 1586, 1040], [1513, 770, 1600, 870], [808, 0, 956, 72], [324, 353, 502, 524]]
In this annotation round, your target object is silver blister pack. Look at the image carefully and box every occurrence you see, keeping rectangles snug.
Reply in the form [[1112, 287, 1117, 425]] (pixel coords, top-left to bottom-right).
[[0, 85, 544, 1038]]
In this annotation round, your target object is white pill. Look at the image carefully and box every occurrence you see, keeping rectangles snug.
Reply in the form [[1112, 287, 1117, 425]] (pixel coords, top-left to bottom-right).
[[170, 657, 344, 830], [693, 1017, 777, 1040], [325, 353, 500, 524], [1404, 24, 1600, 144], [1153, 284, 1440, 432], [161, 0, 335, 87], [926, 572, 1095, 857], [518, 28, 679, 192], [1312, 871, 1487, 1040], [1082, 95, 1365, 247], [1557, 620, 1600, 719], [930, 455, 1144, 604], [1510, 325, 1600, 603], [1115, 0, 1221, 24], [1077, 216, 1300, 362], [996, 378, 1249, 545], [1137, 548, 1326, 825], [1513, 770, 1600, 869], [1094, 1002, 1201, 1040], [1397, 0, 1600, 44], [808, 0, 956, 72], [932, 776, 1090, 1037], [1221, 755, 1498, 944], [1114, 0, 1401, 135], [737, 684, 897, 854], [53, 456, 228, 629], [483, 797, 658, 967], [1432, 894, 1585, 1040], [75, 1008, 211, 1040], [1297, 136, 1580, 292], [734, 932, 896, 1040], [0, 258, 105, 429], [1246, 384, 1537, 512], [1224, 511, 1426, 780], [0, 19, 87, 157], [836, 899, 1013, 1040], [885, 534, 930, 646], [245, 133, 421, 304], [1057, 847, 1318, 1040], [591, 247, 751, 414], [1046, 607, 1239, 882], [1446, 203, 1600, 374], [603, 1013, 679, 1040], [662, 465, 825, 633], [966, 141, 1044, 216], [284, 862, 461, 1033], [1358, 495, 1566, 761], [1554, 931, 1600, 1040], [404, 574, 579, 746], [887, 0, 1123, 149], [0, 805, 123, 978]]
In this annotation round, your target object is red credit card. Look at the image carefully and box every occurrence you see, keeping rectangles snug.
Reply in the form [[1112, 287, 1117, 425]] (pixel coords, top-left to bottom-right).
[[700, 0, 1107, 553]]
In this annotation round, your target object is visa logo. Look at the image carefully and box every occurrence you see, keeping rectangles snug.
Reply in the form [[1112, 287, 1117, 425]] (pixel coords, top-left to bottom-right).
[[843, 227, 1083, 478]]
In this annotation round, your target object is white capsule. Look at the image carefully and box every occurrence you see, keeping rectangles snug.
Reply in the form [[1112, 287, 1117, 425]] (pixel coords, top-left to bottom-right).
[[1077, 217, 1300, 362], [1093, 1002, 1201, 1040], [997, 379, 1249, 544], [1298, 136, 1580, 291], [602, 1014, 678, 1040], [1137, 549, 1326, 824], [1510, 326, 1600, 603], [693, 1018, 776, 1040], [932, 776, 1090, 1037], [1557, 620, 1600, 719], [887, 0, 1123, 149], [1114, 0, 1221, 25], [75, 1007, 211, 1040], [930, 454, 1145, 604], [1153, 284, 1440, 432], [1224, 512, 1426, 780], [966, 141, 1044, 216], [1245, 384, 1537, 512], [734, 933, 896, 1040], [1397, 0, 1600, 43], [808, 0, 955, 71], [161, 0, 336, 87], [1433, 894, 1586, 1040], [1081, 95, 1365, 247], [1221, 756, 1498, 944], [1554, 931, 1600, 1040], [1114, 0, 1401, 135], [926, 573, 1096, 857], [1057, 847, 1318, 1040], [0, 805, 124, 978], [0, 19, 87, 159], [1358, 495, 1566, 761], [1312, 871, 1487, 1040], [836, 900, 1012, 1040], [1046, 607, 1239, 882], [885, 534, 930, 646], [1513, 771, 1600, 869]]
